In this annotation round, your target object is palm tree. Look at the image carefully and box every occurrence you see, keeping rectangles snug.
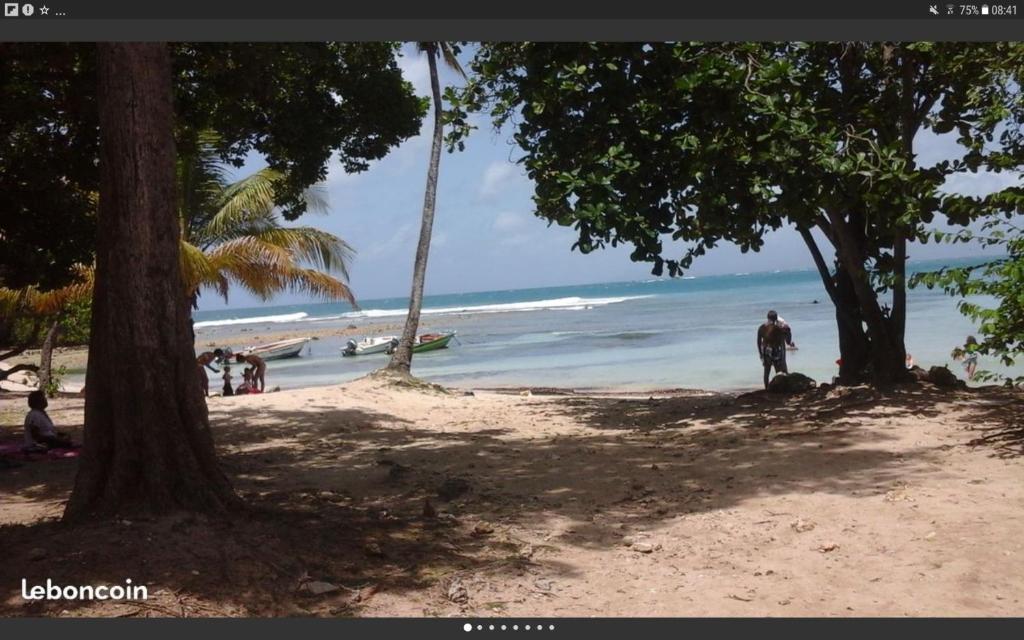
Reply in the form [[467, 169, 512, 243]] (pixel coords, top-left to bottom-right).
[[386, 43, 464, 375], [0, 266, 92, 388], [178, 134, 357, 308]]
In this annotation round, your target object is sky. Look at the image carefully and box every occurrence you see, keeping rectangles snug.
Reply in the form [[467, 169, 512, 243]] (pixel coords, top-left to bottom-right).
[[198, 44, 1021, 312]]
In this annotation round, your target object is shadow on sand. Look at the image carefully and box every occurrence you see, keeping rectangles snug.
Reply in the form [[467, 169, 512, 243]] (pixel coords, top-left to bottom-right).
[[0, 382, 1017, 616]]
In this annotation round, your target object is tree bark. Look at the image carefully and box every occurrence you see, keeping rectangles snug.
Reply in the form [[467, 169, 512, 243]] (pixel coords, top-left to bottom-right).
[[64, 43, 239, 521], [826, 209, 907, 385], [387, 45, 444, 374], [799, 225, 870, 384], [38, 320, 62, 395]]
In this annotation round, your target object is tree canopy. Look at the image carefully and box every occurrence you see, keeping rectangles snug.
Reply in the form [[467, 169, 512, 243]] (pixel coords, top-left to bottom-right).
[[0, 42, 426, 291]]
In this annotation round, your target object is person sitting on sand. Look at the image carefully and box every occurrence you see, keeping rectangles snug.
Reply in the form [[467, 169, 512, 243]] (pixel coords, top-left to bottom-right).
[[23, 390, 75, 452], [235, 353, 266, 392], [235, 367, 258, 395], [196, 348, 224, 397], [757, 310, 795, 389], [222, 366, 234, 397]]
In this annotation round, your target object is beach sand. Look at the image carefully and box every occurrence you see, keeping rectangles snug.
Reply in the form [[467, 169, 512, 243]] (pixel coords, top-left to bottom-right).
[[1, 376, 1022, 617]]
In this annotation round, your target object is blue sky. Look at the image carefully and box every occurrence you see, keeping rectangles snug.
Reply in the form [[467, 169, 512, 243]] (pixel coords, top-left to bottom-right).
[[199, 44, 1021, 312]]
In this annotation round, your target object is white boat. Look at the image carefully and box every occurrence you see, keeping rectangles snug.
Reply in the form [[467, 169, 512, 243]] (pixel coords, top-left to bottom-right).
[[237, 337, 311, 361], [341, 335, 398, 357]]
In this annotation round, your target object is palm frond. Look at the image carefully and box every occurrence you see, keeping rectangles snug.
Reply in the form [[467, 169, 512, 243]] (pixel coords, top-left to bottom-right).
[[250, 227, 355, 281], [180, 241, 229, 301]]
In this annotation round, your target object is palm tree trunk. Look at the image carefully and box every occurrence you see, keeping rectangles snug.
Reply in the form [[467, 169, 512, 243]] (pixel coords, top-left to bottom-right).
[[64, 43, 239, 521], [387, 45, 444, 375], [38, 319, 62, 395]]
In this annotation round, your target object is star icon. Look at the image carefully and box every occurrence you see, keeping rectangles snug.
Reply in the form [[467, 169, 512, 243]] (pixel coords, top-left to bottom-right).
[[39, 4, 48, 14]]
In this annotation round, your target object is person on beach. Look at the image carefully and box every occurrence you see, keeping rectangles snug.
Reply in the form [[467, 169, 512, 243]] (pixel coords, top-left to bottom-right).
[[757, 310, 796, 389], [222, 366, 235, 397], [196, 348, 224, 397], [235, 367, 260, 395], [23, 390, 75, 452], [954, 335, 980, 380], [235, 353, 266, 392]]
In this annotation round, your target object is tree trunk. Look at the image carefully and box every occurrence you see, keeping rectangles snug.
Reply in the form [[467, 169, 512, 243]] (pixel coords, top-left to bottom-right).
[[387, 45, 444, 375], [798, 226, 869, 384], [827, 209, 907, 385], [64, 43, 239, 521], [38, 320, 62, 395], [833, 264, 871, 383]]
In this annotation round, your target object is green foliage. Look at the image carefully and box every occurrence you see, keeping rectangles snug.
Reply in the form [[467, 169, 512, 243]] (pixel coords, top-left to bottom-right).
[[449, 42, 1023, 279], [60, 298, 92, 346], [45, 365, 68, 398], [913, 219, 1024, 385], [0, 42, 426, 292]]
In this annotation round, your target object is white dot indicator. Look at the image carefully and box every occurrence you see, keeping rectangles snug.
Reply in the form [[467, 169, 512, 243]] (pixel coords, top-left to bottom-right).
[[513, 625, 519, 630], [549, 625, 555, 630], [501, 625, 507, 631], [477, 625, 483, 631], [525, 625, 531, 630], [464, 623, 473, 632], [489, 625, 495, 631]]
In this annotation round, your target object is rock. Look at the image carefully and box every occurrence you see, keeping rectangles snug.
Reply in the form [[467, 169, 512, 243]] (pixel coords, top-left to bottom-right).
[[363, 542, 383, 557], [925, 366, 959, 388], [437, 477, 470, 502], [909, 365, 929, 382], [422, 499, 437, 519], [301, 580, 341, 596], [632, 542, 655, 553], [767, 372, 817, 394], [446, 577, 469, 604], [472, 521, 495, 536], [818, 542, 839, 553], [791, 519, 816, 533], [346, 324, 358, 330], [520, 390, 532, 397], [924, 531, 937, 541], [533, 578, 553, 592], [28, 547, 47, 561]]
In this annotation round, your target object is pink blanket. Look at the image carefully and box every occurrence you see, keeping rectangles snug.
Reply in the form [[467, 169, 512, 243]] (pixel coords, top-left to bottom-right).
[[0, 441, 79, 460]]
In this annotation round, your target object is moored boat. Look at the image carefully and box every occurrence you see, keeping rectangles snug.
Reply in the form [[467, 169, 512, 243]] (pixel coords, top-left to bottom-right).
[[411, 331, 456, 353], [341, 336, 398, 357], [237, 337, 311, 361]]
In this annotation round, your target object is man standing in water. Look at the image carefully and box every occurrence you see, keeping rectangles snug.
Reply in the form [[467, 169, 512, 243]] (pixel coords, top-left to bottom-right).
[[757, 310, 796, 389], [236, 352, 267, 392]]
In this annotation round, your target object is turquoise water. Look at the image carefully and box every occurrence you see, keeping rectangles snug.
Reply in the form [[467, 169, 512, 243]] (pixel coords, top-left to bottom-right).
[[186, 257, 1018, 392]]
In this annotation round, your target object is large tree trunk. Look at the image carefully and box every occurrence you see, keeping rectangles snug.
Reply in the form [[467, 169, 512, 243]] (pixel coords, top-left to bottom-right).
[[827, 209, 907, 385], [798, 226, 869, 384], [64, 43, 238, 521], [387, 45, 444, 375], [38, 319, 62, 395]]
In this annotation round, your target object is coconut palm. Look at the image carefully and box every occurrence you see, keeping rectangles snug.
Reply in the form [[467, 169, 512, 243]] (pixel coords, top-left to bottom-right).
[[386, 43, 464, 374], [178, 134, 357, 308]]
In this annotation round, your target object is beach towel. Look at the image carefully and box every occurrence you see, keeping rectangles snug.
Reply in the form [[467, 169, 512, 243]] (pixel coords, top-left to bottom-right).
[[0, 441, 80, 461]]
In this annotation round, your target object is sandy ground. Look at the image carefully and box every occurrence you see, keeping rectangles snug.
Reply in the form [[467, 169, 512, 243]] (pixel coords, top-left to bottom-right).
[[0, 377, 1022, 617]]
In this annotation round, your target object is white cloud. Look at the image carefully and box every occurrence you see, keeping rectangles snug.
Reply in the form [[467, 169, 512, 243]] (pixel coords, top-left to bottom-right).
[[479, 162, 520, 200], [398, 48, 431, 98], [363, 221, 417, 259], [492, 211, 526, 232]]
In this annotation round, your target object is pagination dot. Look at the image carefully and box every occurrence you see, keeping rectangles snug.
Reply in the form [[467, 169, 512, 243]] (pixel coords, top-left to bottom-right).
[[464, 623, 473, 632]]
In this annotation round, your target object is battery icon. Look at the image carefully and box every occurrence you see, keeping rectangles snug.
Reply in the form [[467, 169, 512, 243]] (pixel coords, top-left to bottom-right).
[[981, 4, 990, 13]]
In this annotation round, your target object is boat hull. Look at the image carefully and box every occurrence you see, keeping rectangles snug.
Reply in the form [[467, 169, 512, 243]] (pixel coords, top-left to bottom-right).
[[412, 332, 455, 353], [238, 338, 310, 361], [342, 336, 398, 357]]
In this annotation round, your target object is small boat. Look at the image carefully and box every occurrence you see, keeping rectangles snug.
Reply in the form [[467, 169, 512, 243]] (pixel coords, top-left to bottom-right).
[[412, 331, 456, 353], [341, 335, 398, 357], [236, 337, 310, 361]]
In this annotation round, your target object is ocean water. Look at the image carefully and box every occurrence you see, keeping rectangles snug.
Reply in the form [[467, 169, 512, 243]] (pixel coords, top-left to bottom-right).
[[184, 257, 1019, 392]]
